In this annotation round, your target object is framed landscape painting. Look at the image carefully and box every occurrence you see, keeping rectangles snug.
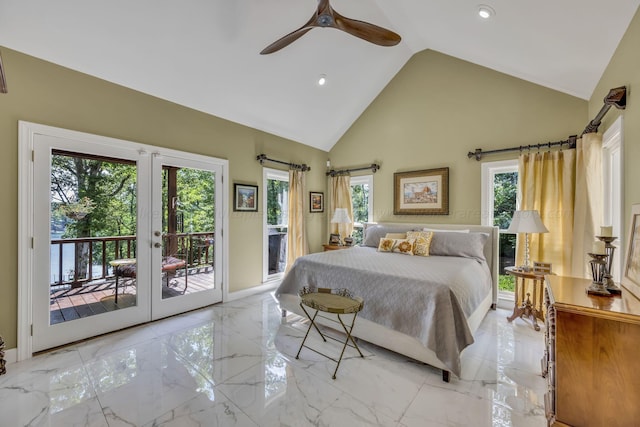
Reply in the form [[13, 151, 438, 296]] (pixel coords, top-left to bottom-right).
[[234, 184, 258, 211], [310, 191, 324, 213], [394, 167, 449, 215]]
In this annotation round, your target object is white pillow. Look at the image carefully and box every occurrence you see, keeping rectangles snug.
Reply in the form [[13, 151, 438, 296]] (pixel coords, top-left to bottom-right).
[[423, 228, 470, 233]]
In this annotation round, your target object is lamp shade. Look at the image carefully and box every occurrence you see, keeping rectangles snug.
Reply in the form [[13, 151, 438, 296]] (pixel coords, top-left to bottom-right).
[[507, 210, 549, 234], [330, 208, 352, 224]]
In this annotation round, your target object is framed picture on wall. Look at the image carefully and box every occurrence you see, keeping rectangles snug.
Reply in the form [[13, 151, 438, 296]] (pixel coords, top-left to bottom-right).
[[394, 167, 449, 215], [233, 184, 258, 211], [622, 203, 640, 300], [310, 191, 324, 213]]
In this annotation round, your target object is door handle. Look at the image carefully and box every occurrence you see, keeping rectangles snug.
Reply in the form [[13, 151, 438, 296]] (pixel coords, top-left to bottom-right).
[[154, 231, 161, 237], [154, 242, 162, 248]]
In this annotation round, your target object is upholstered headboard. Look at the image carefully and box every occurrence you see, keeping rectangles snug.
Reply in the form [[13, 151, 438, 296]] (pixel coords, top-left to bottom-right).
[[362, 222, 499, 306]]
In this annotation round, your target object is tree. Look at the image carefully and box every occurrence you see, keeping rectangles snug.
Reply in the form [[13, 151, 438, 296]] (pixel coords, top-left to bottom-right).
[[51, 151, 216, 284], [493, 172, 517, 229]]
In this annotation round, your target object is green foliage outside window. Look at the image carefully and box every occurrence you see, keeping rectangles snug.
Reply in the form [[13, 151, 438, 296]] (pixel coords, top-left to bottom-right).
[[350, 183, 369, 244], [266, 179, 288, 226], [494, 171, 518, 292]]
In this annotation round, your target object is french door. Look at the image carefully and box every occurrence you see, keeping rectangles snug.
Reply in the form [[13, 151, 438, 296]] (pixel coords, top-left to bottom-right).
[[24, 123, 225, 354]]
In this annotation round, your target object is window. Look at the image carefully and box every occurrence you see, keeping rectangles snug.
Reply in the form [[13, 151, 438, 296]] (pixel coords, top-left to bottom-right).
[[263, 169, 289, 280], [350, 175, 373, 245], [481, 160, 518, 296], [603, 116, 623, 281]]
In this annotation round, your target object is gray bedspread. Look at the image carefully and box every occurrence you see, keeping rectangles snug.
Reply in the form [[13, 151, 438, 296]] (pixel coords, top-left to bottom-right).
[[275, 246, 492, 376]]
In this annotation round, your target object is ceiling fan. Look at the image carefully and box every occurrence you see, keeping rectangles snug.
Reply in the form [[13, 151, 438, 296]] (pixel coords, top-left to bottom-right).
[[260, 0, 401, 55]]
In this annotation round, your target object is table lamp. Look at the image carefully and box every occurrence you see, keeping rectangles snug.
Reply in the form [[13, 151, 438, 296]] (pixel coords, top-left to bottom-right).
[[331, 208, 352, 245], [507, 210, 549, 271]]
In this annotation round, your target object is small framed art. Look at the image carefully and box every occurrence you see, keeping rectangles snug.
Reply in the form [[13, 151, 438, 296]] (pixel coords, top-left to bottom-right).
[[310, 191, 324, 213], [328, 233, 341, 245], [234, 184, 258, 212]]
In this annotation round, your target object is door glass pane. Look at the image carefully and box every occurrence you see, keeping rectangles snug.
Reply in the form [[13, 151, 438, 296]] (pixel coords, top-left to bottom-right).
[[50, 150, 137, 324], [161, 166, 216, 299], [493, 170, 518, 292], [267, 178, 288, 275]]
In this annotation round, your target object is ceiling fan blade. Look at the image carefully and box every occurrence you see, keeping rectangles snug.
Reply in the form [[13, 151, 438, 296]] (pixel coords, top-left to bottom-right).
[[260, 9, 321, 55], [260, 27, 314, 54], [334, 13, 401, 47]]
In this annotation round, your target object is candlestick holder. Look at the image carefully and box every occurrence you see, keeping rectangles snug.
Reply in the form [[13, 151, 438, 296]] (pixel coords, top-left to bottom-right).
[[595, 235, 622, 295], [586, 253, 611, 296]]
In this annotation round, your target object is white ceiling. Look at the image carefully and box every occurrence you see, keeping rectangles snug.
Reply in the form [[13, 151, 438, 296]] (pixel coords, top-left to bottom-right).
[[1, 0, 638, 152]]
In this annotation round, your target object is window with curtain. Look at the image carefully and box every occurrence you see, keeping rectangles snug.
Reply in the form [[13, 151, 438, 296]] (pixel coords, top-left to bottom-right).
[[481, 160, 518, 296], [263, 169, 288, 280], [350, 175, 373, 245]]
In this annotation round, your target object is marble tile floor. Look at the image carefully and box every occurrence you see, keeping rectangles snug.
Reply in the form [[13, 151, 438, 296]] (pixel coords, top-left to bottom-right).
[[0, 291, 547, 426]]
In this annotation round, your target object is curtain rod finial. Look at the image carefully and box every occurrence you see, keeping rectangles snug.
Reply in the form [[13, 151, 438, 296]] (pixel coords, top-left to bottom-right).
[[467, 149, 482, 161]]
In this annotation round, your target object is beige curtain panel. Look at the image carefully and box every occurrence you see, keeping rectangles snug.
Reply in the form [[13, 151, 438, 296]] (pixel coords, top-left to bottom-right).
[[286, 169, 309, 272], [518, 149, 576, 277], [330, 175, 354, 238], [516, 133, 603, 279], [570, 133, 603, 278]]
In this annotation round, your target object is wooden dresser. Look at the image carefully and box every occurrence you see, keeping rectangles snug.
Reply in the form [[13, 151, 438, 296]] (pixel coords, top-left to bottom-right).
[[543, 275, 640, 426]]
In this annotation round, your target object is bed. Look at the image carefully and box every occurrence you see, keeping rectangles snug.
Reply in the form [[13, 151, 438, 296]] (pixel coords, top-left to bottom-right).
[[275, 223, 499, 382]]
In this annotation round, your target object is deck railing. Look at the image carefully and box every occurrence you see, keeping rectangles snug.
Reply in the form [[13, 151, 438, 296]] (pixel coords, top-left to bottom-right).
[[50, 232, 214, 287]]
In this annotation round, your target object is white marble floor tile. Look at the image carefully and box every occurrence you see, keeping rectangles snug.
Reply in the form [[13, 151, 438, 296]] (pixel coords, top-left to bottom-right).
[[1, 293, 548, 426]]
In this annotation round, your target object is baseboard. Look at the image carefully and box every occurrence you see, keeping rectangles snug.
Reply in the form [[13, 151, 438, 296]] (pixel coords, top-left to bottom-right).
[[3, 347, 17, 365], [226, 279, 281, 302]]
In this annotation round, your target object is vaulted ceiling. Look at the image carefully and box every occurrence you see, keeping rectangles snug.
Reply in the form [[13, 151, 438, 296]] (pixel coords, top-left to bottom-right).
[[1, 0, 638, 151]]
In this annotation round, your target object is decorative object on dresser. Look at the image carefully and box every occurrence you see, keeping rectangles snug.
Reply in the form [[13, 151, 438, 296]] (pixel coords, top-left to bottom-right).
[[505, 266, 550, 331], [393, 167, 449, 215], [543, 275, 640, 426], [587, 240, 612, 296], [622, 203, 640, 301], [330, 208, 352, 245], [506, 210, 548, 271], [596, 230, 621, 294]]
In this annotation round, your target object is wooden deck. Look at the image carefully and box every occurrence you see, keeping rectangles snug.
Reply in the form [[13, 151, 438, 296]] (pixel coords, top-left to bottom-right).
[[50, 267, 215, 324]]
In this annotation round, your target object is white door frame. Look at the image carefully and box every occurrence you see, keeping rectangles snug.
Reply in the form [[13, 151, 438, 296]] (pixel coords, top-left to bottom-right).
[[18, 121, 229, 360]]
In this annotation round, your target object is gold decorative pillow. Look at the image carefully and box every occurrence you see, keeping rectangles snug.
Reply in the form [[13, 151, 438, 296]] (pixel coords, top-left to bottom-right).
[[406, 231, 434, 256], [378, 238, 415, 255]]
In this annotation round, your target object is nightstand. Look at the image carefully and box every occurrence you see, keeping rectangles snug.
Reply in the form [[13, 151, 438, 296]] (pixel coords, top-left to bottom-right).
[[322, 244, 351, 251]]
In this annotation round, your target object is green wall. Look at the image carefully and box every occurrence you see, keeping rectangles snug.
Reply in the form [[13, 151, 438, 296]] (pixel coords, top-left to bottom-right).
[[329, 49, 588, 224], [589, 7, 640, 243], [0, 47, 329, 348]]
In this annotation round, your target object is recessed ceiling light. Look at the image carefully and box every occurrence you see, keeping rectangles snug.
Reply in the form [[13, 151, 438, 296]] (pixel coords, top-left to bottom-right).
[[317, 74, 327, 86], [478, 5, 495, 19]]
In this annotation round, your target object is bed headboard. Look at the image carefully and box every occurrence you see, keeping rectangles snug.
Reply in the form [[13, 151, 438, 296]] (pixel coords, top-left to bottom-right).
[[363, 222, 499, 306]]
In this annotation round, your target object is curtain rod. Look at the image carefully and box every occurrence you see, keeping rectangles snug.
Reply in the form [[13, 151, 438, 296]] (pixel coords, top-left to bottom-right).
[[326, 163, 380, 177], [256, 154, 310, 171], [467, 86, 627, 161]]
